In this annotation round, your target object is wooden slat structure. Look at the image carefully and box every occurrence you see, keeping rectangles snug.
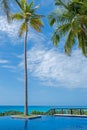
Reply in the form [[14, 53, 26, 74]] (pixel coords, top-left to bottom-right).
[[49, 107, 87, 116]]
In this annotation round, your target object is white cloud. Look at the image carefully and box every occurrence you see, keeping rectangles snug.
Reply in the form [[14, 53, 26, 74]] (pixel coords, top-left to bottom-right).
[[17, 42, 87, 89], [0, 59, 8, 64], [2, 65, 16, 69], [0, 16, 21, 45], [0, 16, 19, 36]]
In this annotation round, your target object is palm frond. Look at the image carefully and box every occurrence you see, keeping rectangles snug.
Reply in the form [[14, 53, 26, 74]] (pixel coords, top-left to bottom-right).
[[48, 15, 56, 26], [28, 1, 34, 8], [48, 10, 72, 27], [11, 13, 24, 20], [55, 0, 68, 9], [2, 0, 10, 21], [26, 1, 34, 12], [52, 22, 71, 47], [79, 15, 87, 28], [65, 29, 76, 55], [68, 0, 87, 15], [32, 14, 44, 19], [19, 0, 25, 10], [58, 23, 71, 36], [52, 32, 60, 46], [71, 17, 81, 34], [28, 4, 41, 14], [78, 31, 87, 56], [30, 18, 43, 32], [15, 0, 23, 10], [19, 22, 27, 37], [71, 15, 87, 35]]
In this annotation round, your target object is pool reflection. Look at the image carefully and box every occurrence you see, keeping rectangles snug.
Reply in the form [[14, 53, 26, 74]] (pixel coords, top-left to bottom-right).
[[24, 120, 28, 130]]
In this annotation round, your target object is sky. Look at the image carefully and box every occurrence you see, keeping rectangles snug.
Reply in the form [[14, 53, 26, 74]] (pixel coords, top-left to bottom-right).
[[0, 0, 87, 106]]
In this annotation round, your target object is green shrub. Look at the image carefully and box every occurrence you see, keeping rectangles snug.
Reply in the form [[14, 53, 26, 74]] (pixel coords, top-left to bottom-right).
[[31, 110, 45, 115], [0, 111, 23, 116]]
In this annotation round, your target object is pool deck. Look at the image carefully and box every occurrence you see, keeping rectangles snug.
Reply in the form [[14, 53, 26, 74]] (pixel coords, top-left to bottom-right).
[[11, 115, 41, 119], [54, 114, 87, 118]]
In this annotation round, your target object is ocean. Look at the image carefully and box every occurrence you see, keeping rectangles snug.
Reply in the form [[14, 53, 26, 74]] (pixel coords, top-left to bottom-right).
[[0, 106, 87, 114], [0, 106, 52, 113]]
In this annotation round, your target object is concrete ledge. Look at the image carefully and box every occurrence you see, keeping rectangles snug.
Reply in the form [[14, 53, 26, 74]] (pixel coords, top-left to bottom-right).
[[11, 115, 41, 119], [54, 114, 87, 118]]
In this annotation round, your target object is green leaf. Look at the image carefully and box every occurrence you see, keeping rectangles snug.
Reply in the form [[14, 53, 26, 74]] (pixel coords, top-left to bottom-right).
[[15, 0, 23, 10], [49, 17, 55, 26], [78, 31, 87, 56], [2, 0, 10, 22], [65, 29, 76, 55], [28, 1, 34, 9], [30, 18, 43, 32], [20, 0, 25, 10], [11, 13, 24, 20], [32, 14, 44, 19], [58, 23, 71, 36], [19, 22, 27, 37], [52, 32, 60, 46], [55, 0, 68, 9], [26, 1, 34, 12]]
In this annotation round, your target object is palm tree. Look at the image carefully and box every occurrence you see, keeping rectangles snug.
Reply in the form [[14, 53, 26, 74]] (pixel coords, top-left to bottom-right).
[[48, 0, 87, 56], [11, 0, 43, 116]]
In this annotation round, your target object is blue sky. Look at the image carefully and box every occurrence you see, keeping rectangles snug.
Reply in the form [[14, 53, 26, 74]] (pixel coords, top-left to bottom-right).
[[0, 0, 87, 106]]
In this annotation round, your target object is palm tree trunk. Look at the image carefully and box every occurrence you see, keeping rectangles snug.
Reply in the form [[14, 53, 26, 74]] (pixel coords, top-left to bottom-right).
[[24, 22, 28, 116]]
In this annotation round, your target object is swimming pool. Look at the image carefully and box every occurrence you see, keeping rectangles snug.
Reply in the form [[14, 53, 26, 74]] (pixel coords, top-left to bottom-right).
[[0, 116, 87, 130]]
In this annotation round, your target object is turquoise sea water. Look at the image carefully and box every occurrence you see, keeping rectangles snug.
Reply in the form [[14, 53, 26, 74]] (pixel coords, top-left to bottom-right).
[[0, 106, 87, 113], [0, 106, 52, 113]]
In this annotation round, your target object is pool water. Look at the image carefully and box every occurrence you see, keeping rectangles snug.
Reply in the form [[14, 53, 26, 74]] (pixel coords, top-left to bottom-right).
[[0, 116, 87, 130]]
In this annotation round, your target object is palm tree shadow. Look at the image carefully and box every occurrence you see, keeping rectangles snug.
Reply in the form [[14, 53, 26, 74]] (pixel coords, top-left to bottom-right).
[[24, 120, 28, 130]]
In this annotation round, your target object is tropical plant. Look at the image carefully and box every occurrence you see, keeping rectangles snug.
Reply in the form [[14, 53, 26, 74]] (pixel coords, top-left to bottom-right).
[[11, 0, 43, 116], [48, 0, 87, 56]]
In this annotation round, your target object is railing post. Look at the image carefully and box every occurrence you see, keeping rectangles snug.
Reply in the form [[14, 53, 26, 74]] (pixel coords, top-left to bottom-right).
[[70, 109, 73, 115], [80, 109, 82, 115], [61, 109, 64, 114]]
